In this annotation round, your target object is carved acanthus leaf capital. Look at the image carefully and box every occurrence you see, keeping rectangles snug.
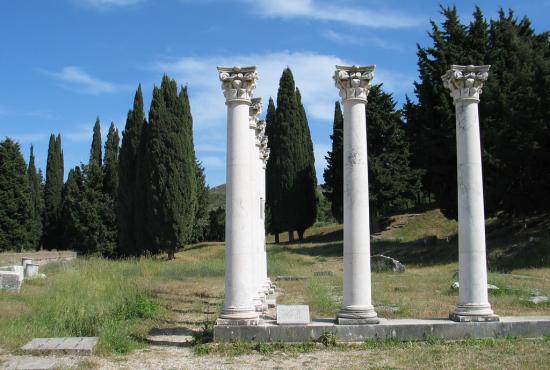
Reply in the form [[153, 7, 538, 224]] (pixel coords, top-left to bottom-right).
[[255, 120, 266, 147], [249, 98, 263, 129], [261, 147, 270, 166], [218, 66, 258, 104], [442, 65, 490, 103], [333, 65, 375, 102]]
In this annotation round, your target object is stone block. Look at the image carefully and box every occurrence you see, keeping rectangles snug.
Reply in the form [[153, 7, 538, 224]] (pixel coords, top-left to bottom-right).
[[25, 263, 39, 278], [21, 337, 98, 355], [371, 255, 405, 273], [0, 271, 23, 292], [277, 305, 310, 325]]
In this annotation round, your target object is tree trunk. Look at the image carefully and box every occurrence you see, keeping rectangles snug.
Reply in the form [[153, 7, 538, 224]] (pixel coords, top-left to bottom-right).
[[167, 249, 175, 260], [275, 233, 280, 244], [288, 230, 295, 242], [371, 211, 380, 234], [297, 229, 305, 240]]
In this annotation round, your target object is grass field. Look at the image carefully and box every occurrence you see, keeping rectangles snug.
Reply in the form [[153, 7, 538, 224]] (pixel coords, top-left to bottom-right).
[[0, 208, 549, 368]]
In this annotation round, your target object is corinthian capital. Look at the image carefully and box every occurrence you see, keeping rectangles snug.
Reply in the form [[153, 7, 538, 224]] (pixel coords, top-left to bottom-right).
[[442, 65, 490, 103], [249, 97, 263, 129], [218, 66, 258, 104], [333, 65, 375, 102], [255, 120, 266, 147]]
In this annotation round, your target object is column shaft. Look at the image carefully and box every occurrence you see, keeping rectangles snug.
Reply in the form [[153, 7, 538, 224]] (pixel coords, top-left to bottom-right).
[[217, 66, 260, 324], [337, 100, 378, 324], [442, 64, 497, 322]]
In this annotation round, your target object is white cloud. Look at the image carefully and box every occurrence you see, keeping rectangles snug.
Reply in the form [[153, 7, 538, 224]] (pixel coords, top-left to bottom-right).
[[153, 50, 413, 184], [243, 0, 422, 29], [322, 30, 404, 51], [42, 66, 128, 95]]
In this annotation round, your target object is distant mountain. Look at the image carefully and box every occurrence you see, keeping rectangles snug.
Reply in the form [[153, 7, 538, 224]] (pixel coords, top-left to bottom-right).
[[208, 184, 226, 210]]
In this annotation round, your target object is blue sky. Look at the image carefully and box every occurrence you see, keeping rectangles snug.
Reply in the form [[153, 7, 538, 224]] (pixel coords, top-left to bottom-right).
[[1, 0, 548, 186]]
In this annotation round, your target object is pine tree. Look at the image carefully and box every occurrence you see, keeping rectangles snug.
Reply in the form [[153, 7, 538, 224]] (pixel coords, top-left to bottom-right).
[[408, 6, 550, 217], [323, 102, 344, 223], [117, 85, 146, 256], [27, 145, 43, 249], [366, 85, 421, 229], [43, 134, 64, 249], [406, 6, 470, 219], [0, 138, 33, 251], [144, 76, 197, 258]]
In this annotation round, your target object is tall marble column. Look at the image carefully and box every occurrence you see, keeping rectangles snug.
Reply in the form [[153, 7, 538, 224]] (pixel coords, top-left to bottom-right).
[[217, 66, 259, 324], [442, 65, 498, 322], [249, 98, 267, 310], [257, 124, 272, 294], [333, 65, 379, 324]]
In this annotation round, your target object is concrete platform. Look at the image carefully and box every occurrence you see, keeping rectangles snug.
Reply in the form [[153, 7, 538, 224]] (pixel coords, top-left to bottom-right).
[[213, 316, 550, 342]]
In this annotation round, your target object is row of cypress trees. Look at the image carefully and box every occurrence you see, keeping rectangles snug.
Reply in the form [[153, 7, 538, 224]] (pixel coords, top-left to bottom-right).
[[0, 75, 208, 256]]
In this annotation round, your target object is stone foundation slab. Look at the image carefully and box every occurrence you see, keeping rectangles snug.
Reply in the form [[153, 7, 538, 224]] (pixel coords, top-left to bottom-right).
[[213, 316, 550, 342]]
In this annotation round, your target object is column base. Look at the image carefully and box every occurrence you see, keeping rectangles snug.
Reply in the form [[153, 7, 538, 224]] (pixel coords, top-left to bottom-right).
[[449, 312, 499, 322], [218, 307, 259, 325], [336, 306, 379, 325], [216, 317, 260, 326]]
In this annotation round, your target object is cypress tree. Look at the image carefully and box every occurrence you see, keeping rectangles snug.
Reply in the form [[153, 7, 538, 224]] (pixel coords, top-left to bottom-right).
[[265, 97, 283, 243], [0, 138, 33, 251], [180, 86, 205, 243], [117, 85, 146, 256], [144, 76, 197, 259], [90, 117, 102, 167], [294, 88, 317, 239], [323, 102, 344, 223], [27, 145, 43, 249], [103, 122, 119, 198], [43, 134, 64, 249], [60, 166, 85, 252]]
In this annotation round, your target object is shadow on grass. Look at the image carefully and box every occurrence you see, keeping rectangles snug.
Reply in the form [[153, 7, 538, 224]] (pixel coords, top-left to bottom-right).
[[280, 214, 549, 270]]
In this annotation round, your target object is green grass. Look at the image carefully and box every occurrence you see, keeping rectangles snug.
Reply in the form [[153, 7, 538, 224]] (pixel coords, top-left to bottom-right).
[[0, 258, 165, 354]]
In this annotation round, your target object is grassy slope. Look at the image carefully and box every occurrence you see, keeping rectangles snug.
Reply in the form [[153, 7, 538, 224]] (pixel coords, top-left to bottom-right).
[[0, 208, 549, 366]]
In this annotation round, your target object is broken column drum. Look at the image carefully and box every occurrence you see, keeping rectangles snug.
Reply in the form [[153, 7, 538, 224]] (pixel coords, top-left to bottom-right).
[[442, 65, 498, 322], [217, 66, 260, 324], [333, 65, 379, 324]]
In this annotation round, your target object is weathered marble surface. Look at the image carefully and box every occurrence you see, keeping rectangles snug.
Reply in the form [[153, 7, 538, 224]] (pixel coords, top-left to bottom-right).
[[333, 65, 379, 324]]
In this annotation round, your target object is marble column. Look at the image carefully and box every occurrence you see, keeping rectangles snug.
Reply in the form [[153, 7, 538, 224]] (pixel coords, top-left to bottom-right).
[[258, 125, 273, 294], [249, 98, 267, 311], [442, 65, 498, 322], [333, 65, 379, 325], [217, 66, 259, 324]]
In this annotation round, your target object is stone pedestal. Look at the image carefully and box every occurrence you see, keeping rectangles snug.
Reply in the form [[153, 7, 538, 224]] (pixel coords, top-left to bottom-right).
[[442, 65, 498, 322], [333, 65, 379, 325], [217, 66, 260, 324]]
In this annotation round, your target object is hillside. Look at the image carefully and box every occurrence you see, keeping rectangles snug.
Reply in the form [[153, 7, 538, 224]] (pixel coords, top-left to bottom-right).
[[207, 184, 226, 210]]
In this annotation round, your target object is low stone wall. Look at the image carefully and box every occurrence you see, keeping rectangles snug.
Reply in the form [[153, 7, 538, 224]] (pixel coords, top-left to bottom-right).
[[0, 251, 77, 266]]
